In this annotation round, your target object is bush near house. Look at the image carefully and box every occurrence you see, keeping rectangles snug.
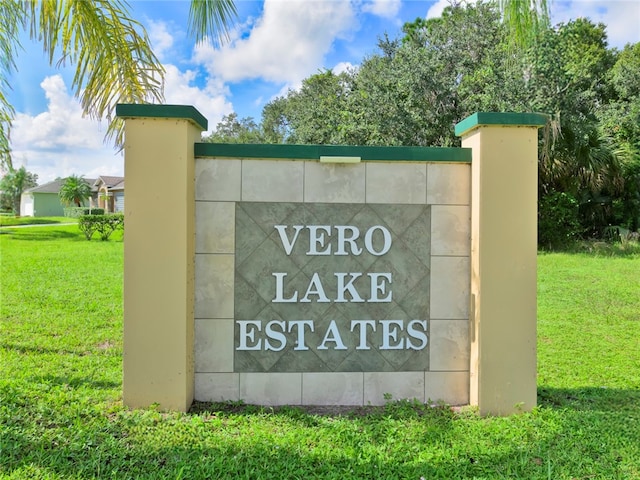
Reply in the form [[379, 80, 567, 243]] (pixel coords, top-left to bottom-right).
[[78, 213, 124, 240], [64, 207, 105, 217]]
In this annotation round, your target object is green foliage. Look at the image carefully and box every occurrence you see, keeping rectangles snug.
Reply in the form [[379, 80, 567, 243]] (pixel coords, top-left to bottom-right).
[[78, 213, 124, 241], [538, 191, 582, 249], [0, 166, 38, 214], [64, 206, 105, 218], [495, 0, 550, 48], [0, 1, 236, 169], [58, 174, 93, 207], [2, 227, 640, 478], [258, 3, 639, 244], [203, 112, 265, 144]]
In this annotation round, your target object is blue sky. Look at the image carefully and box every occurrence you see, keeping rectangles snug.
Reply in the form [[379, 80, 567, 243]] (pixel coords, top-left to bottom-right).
[[6, 0, 640, 184]]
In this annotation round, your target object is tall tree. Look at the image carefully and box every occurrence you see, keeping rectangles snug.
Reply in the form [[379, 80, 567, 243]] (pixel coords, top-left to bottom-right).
[[0, 0, 236, 171], [58, 174, 92, 207], [0, 166, 37, 214]]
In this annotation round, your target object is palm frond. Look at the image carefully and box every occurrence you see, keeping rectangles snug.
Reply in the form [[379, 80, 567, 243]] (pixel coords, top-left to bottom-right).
[[188, 0, 237, 46], [0, 0, 26, 171], [24, 0, 165, 149]]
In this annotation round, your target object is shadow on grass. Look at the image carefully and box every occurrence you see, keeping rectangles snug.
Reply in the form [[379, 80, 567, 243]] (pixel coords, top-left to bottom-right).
[[0, 229, 83, 241], [32, 374, 120, 391], [538, 385, 640, 411]]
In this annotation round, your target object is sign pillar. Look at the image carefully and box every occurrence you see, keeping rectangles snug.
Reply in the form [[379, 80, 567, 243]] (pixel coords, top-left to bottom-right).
[[456, 112, 546, 416], [117, 104, 207, 411]]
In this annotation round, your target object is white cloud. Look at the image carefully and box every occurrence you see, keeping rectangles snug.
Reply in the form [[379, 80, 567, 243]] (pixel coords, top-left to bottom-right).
[[193, 0, 357, 84], [147, 19, 175, 60], [10, 75, 121, 184], [361, 0, 402, 19], [426, 0, 483, 19], [551, 0, 640, 48], [162, 64, 233, 132], [332, 61, 356, 75]]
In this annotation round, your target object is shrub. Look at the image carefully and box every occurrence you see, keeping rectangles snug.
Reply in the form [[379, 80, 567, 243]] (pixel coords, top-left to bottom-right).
[[78, 213, 124, 240], [64, 207, 105, 218], [538, 191, 582, 249]]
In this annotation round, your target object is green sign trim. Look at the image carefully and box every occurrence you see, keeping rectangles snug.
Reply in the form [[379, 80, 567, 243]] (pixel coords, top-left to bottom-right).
[[454, 112, 548, 137], [195, 143, 471, 163]]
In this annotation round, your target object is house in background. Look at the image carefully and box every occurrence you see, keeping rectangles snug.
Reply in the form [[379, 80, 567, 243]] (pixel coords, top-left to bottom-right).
[[19, 175, 124, 217], [20, 178, 97, 217], [93, 176, 125, 213]]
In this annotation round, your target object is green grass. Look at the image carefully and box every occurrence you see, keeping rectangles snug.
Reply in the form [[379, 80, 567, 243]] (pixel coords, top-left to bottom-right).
[[0, 216, 72, 227], [1, 226, 639, 479]]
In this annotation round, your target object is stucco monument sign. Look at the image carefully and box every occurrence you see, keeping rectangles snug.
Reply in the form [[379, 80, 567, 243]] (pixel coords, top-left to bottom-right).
[[116, 104, 545, 416]]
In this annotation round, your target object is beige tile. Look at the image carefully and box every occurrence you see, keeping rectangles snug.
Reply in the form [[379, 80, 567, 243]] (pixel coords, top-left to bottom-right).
[[194, 373, 239, 402], [365, 163, 427, 204], [196, 201, 235, 254], [239, 373, 302, 406], [425, 371, 469, 406], [427, 163, 471, 205], [195, 254, 234, 319], [195, 319, 234, 373], [430, 256, 470, 319], [302, 372, 363, 405], [304, 161, 366, 203], [431, 205, 470, 256], [429, 320, 470, 371], [195, 159, 241, 201], [364, 372, 425, 405], [241, 160, 304, 202]]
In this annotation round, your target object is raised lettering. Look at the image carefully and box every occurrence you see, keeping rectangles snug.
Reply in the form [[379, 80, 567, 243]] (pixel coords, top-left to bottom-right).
[[406, 320, 428, 350], [272, 272, 298, 303], [264, 320, 286, 351], [368, 272, 392, 302], [364, 225, 392, 256], [300, 272, 330, 303], [288, 320, 314, 351], [274, 225, 303, 255], [317, 320, 347, 350], [350, 320, 376, 350], [335, 273, 365, 302], [335, 225, 362, 255], [380, 320, 404, 350], [237, 320, 262, 351], [307, 225, 331, 255]]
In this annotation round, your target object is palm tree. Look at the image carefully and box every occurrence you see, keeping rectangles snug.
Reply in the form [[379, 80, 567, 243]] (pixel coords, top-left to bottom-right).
[[0, 0, 237, 171], [58, 175, 93, 207]]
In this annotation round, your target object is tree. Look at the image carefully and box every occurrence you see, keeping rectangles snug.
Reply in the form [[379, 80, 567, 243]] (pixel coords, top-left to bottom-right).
[[495, 0, 550, 47], [58, 175, 92, 208], [0, 166, 38, 214], [0, 0, 236, 171], [260, 2, 639, 241], [263, 3, 512, 148], [203, 113, 265, 144]]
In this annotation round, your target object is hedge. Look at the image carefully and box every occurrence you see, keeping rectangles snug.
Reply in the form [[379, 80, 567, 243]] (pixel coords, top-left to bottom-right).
[[78, 213, 124, 240], [64, 207, 105, 218]]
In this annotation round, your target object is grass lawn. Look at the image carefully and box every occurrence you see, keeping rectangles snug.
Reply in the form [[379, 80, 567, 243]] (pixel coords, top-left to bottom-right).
[[0, 216, 72, 227], [1, 225, 639, 479]]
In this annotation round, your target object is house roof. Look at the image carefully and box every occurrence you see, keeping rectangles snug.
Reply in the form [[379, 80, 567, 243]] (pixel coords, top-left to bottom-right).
[[94, 176, 125, 189], [25, 177, 97, 194]]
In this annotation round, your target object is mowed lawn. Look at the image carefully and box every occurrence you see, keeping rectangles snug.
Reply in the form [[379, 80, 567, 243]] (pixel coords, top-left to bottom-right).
[[1, 225, 639, 479]]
